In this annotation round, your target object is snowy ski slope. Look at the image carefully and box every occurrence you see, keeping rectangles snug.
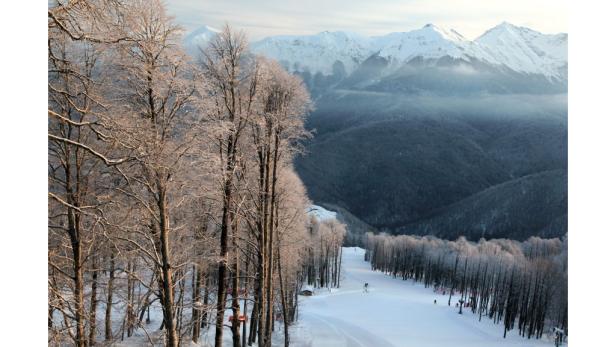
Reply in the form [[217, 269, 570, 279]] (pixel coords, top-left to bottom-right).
[[291, 247, 564, 347]]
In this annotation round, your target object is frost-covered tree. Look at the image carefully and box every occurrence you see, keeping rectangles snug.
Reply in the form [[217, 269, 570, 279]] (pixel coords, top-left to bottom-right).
[[363, 233, 567, 341], [49, 3, 317, 346], [48, 1, 130, 345], [106, 1, 203, 345]]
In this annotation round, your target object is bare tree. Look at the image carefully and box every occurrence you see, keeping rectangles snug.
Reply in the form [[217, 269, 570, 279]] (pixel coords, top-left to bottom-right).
[[49, 4, 318, 346], [200, 24, 260, 347], [105, 1, 202, 345], [364, 232, 567, 341], [48, 1, 126, 344]]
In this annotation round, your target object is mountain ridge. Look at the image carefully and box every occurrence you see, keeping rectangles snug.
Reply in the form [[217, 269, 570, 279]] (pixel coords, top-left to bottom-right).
[[243, 22, 567, 83]]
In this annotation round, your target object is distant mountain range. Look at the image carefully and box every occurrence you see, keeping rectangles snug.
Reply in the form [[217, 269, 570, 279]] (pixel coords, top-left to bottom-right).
[[184, 23, 568, 241], [248, 23, 567, 83], [186, 22, 566, 95]]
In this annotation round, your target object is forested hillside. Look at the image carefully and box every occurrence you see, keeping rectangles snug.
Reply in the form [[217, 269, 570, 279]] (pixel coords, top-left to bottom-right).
[[296, 91, 567, 240], [405, 169, 567, 239]]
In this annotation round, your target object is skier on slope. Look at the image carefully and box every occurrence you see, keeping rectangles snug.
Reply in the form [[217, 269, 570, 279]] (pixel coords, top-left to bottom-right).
[[364, 282, 369, 293]]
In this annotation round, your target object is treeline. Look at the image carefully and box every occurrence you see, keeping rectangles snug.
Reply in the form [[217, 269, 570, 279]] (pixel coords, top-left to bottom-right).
[[364, 233, 567, 342], [48, 1, 345, 347], [303, 217, 346, 289]]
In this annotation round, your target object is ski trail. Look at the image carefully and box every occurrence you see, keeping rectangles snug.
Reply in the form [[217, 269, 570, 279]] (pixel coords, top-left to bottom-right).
[[292, 247, 562, 347], [299, 312, 395, 347]]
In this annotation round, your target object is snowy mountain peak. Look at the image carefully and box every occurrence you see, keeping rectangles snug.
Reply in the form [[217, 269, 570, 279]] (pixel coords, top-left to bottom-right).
[[421, 23, 466, 42], [478, 22, 533, 40], [476, 23, 567, 80], [373, 24, 488, 64], [184, 23, 567, 82], [184, 25, 220, 47], [494, 21, 517, 29]]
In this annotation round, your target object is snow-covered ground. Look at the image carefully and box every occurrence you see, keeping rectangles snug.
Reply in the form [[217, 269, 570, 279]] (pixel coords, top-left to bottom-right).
[[290, 247, 564, 347], [60, 246, 564, 346], [306, 205, 337, 222]]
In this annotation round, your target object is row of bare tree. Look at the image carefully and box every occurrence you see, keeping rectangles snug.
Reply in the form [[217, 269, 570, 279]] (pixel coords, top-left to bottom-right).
[[48, 1, 345, 346], [303, 217, 346, 289], [364, 233, 567, 342]]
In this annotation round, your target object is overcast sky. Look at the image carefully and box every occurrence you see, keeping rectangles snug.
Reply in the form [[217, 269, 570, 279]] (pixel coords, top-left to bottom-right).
[[166, 0, 567, 41]]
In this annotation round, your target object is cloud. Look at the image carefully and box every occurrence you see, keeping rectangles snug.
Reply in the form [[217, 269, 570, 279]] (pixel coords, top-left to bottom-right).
[[166, 0, 567, 40]]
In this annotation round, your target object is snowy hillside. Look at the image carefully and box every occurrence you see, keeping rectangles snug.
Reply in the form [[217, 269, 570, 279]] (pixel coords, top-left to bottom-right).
[[307, 204, 337, 222], [242, 22, 567, 82], [251, 31, 373, 75], [292, 247, 565, 347], [373, 24, 497, 66], [476, 22, 568, 81], [184, 25, 220, 48]]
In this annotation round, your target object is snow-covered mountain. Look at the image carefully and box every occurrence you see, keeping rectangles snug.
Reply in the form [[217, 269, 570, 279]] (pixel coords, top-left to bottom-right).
[[184, 22, 567, 86], [184, 25, 220, 47], [247, 22, 567, 83], [476, 22, 567, 81], [372, 24, 497, 66], [183, 25, 220, 56], [251, 31, 373, 76]]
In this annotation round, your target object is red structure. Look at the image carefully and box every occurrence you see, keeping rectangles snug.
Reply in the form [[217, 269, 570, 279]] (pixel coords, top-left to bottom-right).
[[228, 315, 247, 322]]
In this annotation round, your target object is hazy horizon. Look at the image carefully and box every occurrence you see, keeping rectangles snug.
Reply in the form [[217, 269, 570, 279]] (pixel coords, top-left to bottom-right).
[[167, 0, 567, 40]]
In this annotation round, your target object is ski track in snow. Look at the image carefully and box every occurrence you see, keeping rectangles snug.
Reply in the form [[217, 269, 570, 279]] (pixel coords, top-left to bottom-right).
[[298, 312, 395, 347], [292, 247, 564, 347]]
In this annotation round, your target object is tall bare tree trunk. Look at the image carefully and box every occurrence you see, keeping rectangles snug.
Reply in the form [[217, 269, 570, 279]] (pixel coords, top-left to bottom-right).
[[258, 249, 266, 347], [277, 240, 290, 347], [73, 246, 86, 347], [260, 142, 272, 347], [263, 185, 270, 343], [337, 247, 343, 288], [201, 273, 209, 329], [265, 129, 279, 347], [248, 268, 260, 345], [126, 261, 135, 338], [192, 265, 202, 343], [231, 218, 242, 347], [105, 253, 115, 341], [215, 171, 233, 347], [242, 255, 249, 347], [88, 259, 98, 346], [69, 208, 86, 347], [158, 185, 178, 347], [176, 269, 187, 337], [448, 255, 459, 307]]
